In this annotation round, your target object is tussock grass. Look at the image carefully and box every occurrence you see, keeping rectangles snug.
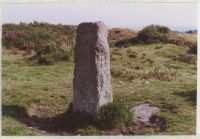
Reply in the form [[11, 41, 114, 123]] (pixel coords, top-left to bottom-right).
[[96, 101, 133, 129]]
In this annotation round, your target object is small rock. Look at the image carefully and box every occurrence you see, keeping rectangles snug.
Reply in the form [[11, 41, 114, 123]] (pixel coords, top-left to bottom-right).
[[28, 127, 34, 130], [143, 80, 150, 85], [40, 130, 46, 133], [131, 102, 160, 123]]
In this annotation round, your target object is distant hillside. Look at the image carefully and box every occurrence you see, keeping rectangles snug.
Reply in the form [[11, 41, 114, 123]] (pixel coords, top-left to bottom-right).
[[2, 22, 77, 49], [114, 25, 197, 51], [185, 30, 197, 34], [3, 22, 138, 49], [2, 22, 77, 64], [2, 22, 197, 64]]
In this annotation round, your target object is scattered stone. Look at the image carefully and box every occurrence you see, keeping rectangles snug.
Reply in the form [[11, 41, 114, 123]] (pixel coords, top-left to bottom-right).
[[73, 21, 113, 115], [28, 127, 34, 130], [142, 80, 150, 85], [131, 102, 160, 123]]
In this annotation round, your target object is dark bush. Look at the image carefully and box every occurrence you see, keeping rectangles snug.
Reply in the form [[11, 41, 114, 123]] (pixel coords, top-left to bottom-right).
[[115, 38, 136, 48], [114, 24, 197, 48], [32, 41, 70, 65], [113, 25, 179, 48], [136, 24, 172, 44], [96, 101, 133, 129], [188, 44, 197, 55]]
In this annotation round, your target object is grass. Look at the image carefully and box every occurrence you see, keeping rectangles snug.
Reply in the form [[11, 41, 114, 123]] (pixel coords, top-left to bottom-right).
[[2, 42, 197, 135], [96, 101, 133, 129]]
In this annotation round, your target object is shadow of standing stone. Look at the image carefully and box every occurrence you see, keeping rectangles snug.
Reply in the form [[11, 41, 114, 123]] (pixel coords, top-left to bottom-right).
[[73, 21, 113, 115]]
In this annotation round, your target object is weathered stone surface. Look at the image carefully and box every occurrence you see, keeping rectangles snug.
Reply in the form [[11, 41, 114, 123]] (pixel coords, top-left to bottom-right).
[[131, 102, 160, 123], [73, 21, 113, 115]]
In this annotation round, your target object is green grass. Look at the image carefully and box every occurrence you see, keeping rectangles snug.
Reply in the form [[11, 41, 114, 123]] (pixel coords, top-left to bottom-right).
[[96, 101, 133, 129], [2, 42, 196, 135]]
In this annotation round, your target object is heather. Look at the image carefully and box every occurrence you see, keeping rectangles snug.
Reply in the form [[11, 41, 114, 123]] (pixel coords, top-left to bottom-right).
[[2, 22, 76, 64]]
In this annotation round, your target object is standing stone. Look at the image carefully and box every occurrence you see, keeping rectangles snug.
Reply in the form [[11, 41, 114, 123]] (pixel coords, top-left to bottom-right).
[[73, 21, 113, 115]]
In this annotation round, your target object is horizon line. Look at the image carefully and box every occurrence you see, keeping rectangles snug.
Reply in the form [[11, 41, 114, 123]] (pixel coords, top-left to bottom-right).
[[2, 21, 197, 32]]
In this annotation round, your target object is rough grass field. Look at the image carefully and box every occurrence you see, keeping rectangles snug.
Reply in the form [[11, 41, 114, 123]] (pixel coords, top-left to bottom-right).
[[2, 41, 196, 135]]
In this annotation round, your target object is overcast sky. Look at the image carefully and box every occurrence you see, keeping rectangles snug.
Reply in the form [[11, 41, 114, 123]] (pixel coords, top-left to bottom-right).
[[2, 3, 197, 31]]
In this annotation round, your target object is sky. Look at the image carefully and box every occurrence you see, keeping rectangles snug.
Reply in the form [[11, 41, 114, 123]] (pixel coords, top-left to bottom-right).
[[2, 3, 197, 31]]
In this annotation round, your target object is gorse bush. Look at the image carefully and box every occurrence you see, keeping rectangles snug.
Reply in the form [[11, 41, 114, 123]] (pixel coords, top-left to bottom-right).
[[188, 44, 197, 55], [31, 39, 70, 65], [114, 24, 197, 48], [108, 28, 136, 48], [2, 22, 76, 65], [136, 24, 172, 44], [96, 101, 133, 129]]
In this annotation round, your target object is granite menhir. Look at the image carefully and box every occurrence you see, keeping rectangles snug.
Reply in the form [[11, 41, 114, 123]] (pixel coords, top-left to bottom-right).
[[73, 21, 113, 115]]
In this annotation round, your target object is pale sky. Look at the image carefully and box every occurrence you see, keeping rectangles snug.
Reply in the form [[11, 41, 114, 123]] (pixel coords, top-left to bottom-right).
[[2, 3, 197, 31]]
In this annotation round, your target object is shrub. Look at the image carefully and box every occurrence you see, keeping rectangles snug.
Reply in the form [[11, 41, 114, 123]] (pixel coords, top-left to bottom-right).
[[32, 40, 70, 65], [3, 29, 25, 49], [2, 22, 76, 65], [96, 101, 133, 129], [188, 44, 197, 55], [115, 38, 135, 48], [136, 24, 172, 44], [108, 28, 137, 48], [113, 25, 179, 47], [114, 24, 197, 48]]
